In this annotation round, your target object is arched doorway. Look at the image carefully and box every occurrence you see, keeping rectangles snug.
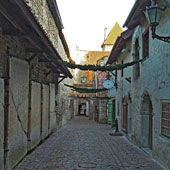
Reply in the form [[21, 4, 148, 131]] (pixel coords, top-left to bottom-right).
[[78, 103, 86, 116], [141, 93, 153, 149]]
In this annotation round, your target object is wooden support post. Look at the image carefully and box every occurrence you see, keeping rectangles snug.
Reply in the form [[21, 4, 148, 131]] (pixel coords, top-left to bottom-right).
[[27, 64, 32, 144], [4, 52, 10, 168]]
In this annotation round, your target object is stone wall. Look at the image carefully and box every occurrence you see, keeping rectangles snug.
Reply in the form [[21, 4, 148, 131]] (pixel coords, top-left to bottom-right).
[[57, 78, 74, 127], [0, 79, 4, 170], [29, 81, 41, 150], [98, 99, 107, 121], [0, 0, 74, 168], [49, 83, 56, 133], [115, 3, 170, 169]]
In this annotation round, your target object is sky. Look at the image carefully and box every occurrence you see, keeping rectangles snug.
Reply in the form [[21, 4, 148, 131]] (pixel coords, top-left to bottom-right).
[[57, 0, 136, 51]]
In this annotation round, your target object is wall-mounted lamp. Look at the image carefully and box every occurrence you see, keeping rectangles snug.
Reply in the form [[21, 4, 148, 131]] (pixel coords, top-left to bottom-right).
[[145, 0, 170, 43]]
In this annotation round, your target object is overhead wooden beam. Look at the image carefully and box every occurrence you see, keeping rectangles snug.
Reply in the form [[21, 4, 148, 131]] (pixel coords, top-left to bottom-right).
[[38, 58, 51, 63]]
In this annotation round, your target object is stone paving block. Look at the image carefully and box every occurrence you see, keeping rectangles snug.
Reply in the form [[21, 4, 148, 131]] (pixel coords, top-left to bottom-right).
[[14, 117, 164, 170]]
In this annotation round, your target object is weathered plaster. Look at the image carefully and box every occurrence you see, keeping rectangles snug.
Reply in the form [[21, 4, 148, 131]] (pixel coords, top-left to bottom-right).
[[29, 81, 41, 150], [41, 84, 49, 140], [115, 5, 170, 169], [8, 57, 29, 169]]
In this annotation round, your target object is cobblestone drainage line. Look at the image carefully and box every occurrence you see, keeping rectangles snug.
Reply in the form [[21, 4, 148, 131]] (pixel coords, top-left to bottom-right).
[[78, 162, 96, 168]]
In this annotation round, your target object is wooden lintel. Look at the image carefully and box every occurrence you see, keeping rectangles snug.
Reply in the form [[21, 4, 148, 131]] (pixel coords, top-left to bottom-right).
[[25, 48, 43, 54], [38, 58, 51, 63], [3, 29, 26, 37]]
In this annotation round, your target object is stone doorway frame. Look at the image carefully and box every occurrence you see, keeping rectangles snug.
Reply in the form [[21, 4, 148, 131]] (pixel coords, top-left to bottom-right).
[[141, 92, 153, 150]]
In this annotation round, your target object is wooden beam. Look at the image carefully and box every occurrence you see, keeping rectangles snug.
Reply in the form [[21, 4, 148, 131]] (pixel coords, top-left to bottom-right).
[[38, 58, 51, 63], [57, 77, 65, 85], [27, 53, 39, 62]]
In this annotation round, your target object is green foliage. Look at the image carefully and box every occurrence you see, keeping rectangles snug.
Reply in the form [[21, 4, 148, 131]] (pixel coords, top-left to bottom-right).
[[58, 59, 143, 72], [64, 84, 107, 93]]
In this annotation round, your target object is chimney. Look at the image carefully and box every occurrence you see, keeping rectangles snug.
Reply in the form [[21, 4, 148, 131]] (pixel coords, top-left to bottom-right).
[[104, 28, 107, 41]]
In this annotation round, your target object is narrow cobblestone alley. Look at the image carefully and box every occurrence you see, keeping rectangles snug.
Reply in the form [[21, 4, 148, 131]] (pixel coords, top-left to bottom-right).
[[14, 117, 163, 170]]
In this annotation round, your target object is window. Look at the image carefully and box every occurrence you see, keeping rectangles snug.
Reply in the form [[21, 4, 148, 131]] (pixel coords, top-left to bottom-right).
[[162, 102, 170, 138], [121, 60, 124, 77], [81, 77, 87, 84], [134, 39, 140, 80], [143, 30, 149, 59]]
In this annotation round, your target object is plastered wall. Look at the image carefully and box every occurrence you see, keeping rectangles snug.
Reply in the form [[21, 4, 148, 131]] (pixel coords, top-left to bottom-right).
[[8, 58, 29, 169], [49, 83, 56, 133], [41, 84, 49, 140]]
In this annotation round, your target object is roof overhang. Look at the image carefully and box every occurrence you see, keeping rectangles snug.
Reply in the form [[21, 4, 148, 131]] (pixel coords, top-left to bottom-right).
[[107, 29, 134, 64], [0, 0, 72, 78], [123, 0, 151, 29], [46, 0, 72, 62]]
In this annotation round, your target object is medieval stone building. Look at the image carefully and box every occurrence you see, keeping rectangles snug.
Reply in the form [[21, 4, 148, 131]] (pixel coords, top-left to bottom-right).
[[107, 0, 170, 169], [0, 0, 74, 169]]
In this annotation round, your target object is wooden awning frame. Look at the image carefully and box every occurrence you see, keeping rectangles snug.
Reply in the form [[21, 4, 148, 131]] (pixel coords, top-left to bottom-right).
[[0, 0, 72, 78]]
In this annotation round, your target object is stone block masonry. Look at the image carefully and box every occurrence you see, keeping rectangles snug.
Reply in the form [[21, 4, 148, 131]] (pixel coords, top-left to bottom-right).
[[49, 83, 56, 133], [7, 58, 29, 170], [41, 84, 50, 140], [0, 79, 4, 170], [28, 81, 41, 151]]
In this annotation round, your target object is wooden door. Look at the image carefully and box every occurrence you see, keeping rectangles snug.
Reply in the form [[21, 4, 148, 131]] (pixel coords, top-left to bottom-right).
[[149, 104, 153, 149], [123, 97, 128, 133]]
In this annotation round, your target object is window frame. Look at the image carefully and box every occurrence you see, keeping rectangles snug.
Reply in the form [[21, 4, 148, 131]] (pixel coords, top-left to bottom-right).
[[80, 77, 87, 84], [161, 102, 170, 139], [142, 30, 149, 59], [133, 38, 140, 80], [121, 60, 124, 77]]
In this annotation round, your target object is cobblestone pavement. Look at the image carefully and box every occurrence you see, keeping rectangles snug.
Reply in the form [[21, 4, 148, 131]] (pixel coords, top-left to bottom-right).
[[14, 117, 164, 170]]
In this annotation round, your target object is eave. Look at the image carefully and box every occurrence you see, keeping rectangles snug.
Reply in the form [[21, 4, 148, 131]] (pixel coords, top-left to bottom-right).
[[0, 0, 72, 78], [107, 29, 134, 64], [123, 0, 150, 29]]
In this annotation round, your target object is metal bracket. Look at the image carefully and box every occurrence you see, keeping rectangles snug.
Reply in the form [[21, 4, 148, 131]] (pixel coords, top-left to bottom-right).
[[125, 77, 131, 83], [58, 77, 66, 85]]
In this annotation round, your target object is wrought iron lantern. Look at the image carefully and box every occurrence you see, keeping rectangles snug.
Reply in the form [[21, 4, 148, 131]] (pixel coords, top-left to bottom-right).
[[145, 0, 170, 43]]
